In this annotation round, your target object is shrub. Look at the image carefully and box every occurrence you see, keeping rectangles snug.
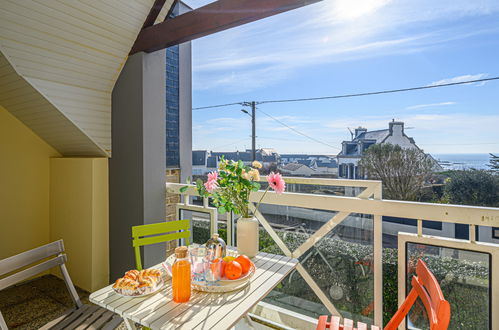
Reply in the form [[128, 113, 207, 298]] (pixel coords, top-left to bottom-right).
[[443, 169, 499, 207]]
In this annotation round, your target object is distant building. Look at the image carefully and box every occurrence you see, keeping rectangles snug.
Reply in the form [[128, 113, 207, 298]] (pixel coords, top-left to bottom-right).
[[280, 154, 338, 177], [192, 148, 280, 175], [314, 159, 338, 175], [280, 163, 316, 177], [337, 121, 425, 179], [281, 154, 334, 165]]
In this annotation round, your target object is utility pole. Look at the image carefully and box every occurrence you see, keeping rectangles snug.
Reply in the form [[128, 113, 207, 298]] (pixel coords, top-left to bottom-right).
[[251, 101, 256, 162], [241, 101, 257, 161]]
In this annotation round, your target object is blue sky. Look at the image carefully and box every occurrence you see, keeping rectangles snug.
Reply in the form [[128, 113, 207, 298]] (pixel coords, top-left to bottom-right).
[[185, 0, 499, 155]]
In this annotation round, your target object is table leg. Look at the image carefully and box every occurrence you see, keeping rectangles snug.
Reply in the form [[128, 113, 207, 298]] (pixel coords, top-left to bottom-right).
[[123, 317, 138, 330]]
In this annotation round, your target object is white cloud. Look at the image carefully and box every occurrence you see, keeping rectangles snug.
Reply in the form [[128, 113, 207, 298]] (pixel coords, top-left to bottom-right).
[[405, 102, 456, 110], [192, 0, 499, 93], [428, 74, 488, 86], [193, 111, 499, 154]]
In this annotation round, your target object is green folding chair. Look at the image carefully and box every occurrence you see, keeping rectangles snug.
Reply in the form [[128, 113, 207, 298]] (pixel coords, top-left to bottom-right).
[[132, 219, 191, 271]]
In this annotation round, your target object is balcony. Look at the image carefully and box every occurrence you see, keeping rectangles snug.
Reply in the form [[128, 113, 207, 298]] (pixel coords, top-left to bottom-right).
[[1, 176, 497, 329], [166, 177, 499, 329]]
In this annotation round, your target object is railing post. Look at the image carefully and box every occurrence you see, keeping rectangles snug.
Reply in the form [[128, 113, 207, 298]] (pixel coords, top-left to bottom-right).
[[373, 183, 383, 327]]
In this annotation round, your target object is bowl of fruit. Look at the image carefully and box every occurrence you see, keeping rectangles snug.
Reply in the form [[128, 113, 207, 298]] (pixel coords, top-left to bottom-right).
[[164, 249, 256, 293]]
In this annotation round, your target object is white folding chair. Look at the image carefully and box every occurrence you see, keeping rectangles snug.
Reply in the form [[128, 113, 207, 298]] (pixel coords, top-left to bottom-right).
[[0, 240, 122, 330]]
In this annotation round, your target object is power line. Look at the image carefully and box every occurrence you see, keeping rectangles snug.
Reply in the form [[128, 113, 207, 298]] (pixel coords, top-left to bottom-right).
[[258, 77, 499, 104], [257, 108, 340, 151], [191, 76, 499, 110], [193, 102, 243, 110]]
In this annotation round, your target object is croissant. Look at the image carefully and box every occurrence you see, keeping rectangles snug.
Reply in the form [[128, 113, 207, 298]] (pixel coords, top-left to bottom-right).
[[123, 269, 140, 281], [137, 269, 161, 283], [139, 268, 162, 278], [113, 278, 139, 291], [138, 275, 160, 288]]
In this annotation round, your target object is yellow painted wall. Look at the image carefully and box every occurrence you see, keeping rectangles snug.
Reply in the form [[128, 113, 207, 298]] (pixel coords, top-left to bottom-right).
[[0, 105, 60, 260], [0, 104, 109, 292], [50, 158, 109, 292]]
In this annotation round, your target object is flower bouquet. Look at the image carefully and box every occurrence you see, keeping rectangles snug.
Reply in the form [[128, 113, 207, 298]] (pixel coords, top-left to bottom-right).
[[182, 157, 285, 257]]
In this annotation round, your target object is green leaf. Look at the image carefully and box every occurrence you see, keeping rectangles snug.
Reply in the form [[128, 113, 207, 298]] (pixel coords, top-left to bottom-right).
[[179, 186, 188, 193], [218, 206, 226, 214]]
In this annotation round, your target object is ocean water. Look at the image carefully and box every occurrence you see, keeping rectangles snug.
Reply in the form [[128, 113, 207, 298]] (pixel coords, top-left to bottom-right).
[[432, 153, 496, 170]]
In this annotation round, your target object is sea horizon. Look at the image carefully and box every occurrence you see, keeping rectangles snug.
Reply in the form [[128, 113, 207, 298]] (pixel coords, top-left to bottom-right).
[[431, 153, 497, 170]]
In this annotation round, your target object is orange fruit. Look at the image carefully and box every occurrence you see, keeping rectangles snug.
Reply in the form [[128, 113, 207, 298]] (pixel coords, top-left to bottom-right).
[[225, 260, 243, 280], [235, 255, 252, 274]]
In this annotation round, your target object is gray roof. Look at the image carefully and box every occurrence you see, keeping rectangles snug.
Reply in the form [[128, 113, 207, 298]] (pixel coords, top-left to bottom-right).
[[297, 159, 312, 166], [282, 163, 311, 171], [355, 129, 389, 143], [192, 150, 206, 166]]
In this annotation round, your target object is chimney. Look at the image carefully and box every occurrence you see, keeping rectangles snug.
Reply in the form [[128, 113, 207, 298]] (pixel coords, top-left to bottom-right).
[[389, 121, 404, 136], [354, 127, 367, 139]]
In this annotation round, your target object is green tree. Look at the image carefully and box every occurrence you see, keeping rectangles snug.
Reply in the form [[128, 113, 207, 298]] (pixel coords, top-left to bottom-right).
[[358, 144, 435, 201], [488, 153, 499, 172], [443, 170, 499, 207]]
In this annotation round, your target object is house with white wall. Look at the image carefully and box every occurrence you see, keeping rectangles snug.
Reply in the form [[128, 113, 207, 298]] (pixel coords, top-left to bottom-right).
[[337, 120, 421, 179]]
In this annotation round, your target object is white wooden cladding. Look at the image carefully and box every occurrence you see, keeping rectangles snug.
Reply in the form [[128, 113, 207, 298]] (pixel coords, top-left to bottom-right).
[[90, 252, 298, 329], [0, 0, 174, 156], [0, 53, 106, 155]]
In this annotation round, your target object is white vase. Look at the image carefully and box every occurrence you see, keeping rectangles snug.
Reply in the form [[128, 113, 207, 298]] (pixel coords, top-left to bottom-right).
[[236, 216, 259, 258]]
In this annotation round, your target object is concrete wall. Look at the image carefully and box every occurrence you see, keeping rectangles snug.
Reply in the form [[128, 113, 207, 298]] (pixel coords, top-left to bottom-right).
[[179, 41, 192, 183], [0, 105, 60, 260], [110, 50, 167, 280], [50, 158, 109, 292]]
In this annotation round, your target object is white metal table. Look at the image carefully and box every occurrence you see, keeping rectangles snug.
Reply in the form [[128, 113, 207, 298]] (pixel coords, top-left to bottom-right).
[[89, 251, 298, 330]]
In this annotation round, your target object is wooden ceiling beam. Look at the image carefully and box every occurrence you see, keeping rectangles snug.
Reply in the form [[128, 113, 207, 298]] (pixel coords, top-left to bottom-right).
[[130, 0, 321, 54], [141, 0, 168, 29]]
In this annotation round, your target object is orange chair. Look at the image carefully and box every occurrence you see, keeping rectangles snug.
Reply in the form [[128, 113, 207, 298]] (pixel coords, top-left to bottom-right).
[[316, 259, 451, 330]]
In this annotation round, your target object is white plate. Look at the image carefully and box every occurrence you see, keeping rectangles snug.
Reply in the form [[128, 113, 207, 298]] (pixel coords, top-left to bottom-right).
[[112, 272, 166, 298]]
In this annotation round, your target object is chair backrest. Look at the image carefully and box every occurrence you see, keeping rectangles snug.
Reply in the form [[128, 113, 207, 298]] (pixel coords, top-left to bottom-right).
[[385, 259, 450, 330], [132, 219, 191, 270], [0, 240, 82, 329]]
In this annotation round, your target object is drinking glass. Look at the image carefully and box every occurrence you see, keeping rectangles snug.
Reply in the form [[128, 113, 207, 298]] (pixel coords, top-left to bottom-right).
[[205, 257, 223, 283], [189, 245, 207, 282]]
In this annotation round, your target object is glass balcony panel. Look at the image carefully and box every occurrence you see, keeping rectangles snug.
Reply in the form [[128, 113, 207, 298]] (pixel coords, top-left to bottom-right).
[[406, 243, 490, 329], [257, 199, 375, 325]]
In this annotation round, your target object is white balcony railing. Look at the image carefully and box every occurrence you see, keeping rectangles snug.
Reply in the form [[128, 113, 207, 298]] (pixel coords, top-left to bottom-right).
[[166, 177, 499, 329]]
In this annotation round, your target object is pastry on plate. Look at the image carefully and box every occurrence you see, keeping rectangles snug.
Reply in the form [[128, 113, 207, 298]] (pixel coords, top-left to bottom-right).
[[123, 269, 140, 281], [113, 278, 139, 295]]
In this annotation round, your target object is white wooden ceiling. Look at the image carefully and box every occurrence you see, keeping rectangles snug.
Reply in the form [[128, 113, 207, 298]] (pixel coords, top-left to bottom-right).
[[0, 0, 174, 156]]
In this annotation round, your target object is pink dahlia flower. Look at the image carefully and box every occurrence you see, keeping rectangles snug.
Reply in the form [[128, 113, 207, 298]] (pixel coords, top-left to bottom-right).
[[204, 171, 218, 192], [207, 171, 218, 182], [267, 172, 285, 194]]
